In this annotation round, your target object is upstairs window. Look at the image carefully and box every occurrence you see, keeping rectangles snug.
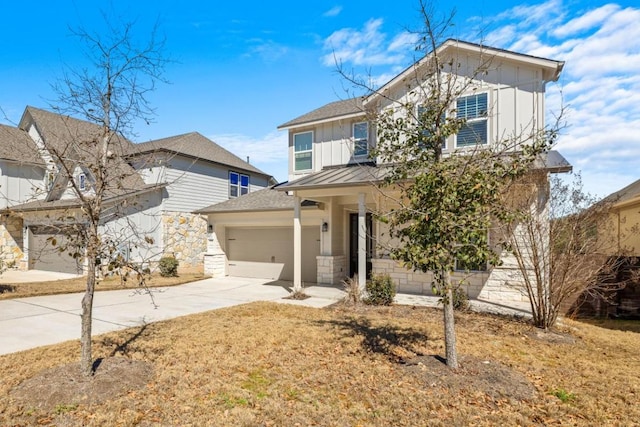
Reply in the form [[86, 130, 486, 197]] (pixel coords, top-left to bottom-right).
[[78, 173, 86, 191], [417, 104, 446, 149], [353, 122, 369, 157], [456, 93, 488, 147], [294, 131, 313, 171], [229, 171, 249, 198]]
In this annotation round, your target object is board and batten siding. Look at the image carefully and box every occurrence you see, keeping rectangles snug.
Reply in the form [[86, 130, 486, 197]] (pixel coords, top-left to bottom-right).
[[99, 189, 165, 264], [288, 56, 551, 181], [161, 155, 269, 213], [0, 161, 46, 209]]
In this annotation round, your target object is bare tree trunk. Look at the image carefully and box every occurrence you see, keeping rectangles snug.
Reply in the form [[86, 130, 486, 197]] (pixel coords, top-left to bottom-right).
[[80, 246, 96, 376], [443, 271, 458, 369]]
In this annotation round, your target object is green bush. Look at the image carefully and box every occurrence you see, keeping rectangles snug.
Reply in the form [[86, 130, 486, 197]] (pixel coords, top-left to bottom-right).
[[364, 274, 396, 306], [158, 256, 179, 277]]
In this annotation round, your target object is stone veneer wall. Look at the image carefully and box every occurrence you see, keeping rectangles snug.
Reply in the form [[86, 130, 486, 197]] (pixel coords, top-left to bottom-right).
[[316, 255, 347, 285], [162, 212, 207, 267], [204, 230, 226, 278], [372, 258, 490, 300], [0, 216, 24, 269]]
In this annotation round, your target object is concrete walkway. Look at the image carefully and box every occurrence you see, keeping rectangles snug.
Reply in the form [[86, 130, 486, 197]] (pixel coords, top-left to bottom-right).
[[0, 277, 345, 356], [0, 275, 531, 357]]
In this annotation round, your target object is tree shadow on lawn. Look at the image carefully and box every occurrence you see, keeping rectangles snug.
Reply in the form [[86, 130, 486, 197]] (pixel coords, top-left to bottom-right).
[[317, 317, 430, 363]]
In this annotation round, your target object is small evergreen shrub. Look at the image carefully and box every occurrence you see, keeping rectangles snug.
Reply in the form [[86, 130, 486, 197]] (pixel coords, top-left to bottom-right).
[[158, 256, 179, 277], [364, 273, 396, 306]]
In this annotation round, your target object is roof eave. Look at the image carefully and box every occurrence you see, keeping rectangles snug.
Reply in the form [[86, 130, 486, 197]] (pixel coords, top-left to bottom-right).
[[277, 111, 367, 131]]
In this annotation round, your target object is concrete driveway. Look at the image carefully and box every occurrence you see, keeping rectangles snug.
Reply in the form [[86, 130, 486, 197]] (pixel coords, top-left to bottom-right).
[[0, 276, 345, 356]]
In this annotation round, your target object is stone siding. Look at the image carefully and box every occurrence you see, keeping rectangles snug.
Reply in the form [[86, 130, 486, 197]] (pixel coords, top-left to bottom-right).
[[317, 255, 347, 285], [162, 212, 207, 267], [203, 228, 225, 277], [0, 216, 24, 269], [372, 258, 491, 300]]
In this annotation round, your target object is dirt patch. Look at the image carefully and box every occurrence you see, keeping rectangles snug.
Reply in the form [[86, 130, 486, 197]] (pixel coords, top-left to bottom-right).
[[283, 291, 310, 300], [10, 357, 153, 411], [402, 354, 538, 401]]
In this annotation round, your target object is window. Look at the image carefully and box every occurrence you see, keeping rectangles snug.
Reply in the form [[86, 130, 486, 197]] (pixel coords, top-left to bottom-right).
[[417, 104, 446, 149], [78, 173, 86, 191], [46, 171, 55, 191], [229, 171, 249, 198], [456, 93, 488, 147], [353, 122, 369, 157], [294, 131, 313, 171]]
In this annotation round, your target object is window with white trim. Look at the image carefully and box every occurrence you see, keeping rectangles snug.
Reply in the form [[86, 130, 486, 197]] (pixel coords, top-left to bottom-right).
[[229, 171, 249, 198], [456, 93, 488, 147], [78, 173, 86, 191], [294, 131, 313, 171], [417, 104, 446, 149], [353, 122, 369, 157]]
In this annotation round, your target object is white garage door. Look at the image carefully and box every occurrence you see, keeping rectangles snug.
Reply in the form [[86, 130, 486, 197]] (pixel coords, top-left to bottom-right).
[[28, 226, 83, 274], [226, 227, 320, 283]]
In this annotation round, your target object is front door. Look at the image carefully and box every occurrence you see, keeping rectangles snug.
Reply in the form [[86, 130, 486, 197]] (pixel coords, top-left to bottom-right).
[[349, 213, 373, 278]]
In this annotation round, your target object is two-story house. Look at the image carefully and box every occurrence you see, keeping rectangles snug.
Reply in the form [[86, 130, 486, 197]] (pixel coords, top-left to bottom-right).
[[0, 106, 272, 274], [198, 40, 571, 306]]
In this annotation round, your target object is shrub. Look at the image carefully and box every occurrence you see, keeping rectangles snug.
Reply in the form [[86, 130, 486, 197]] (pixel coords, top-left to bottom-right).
[[364, 274, 396, 306], [158, 256, 179, 277]]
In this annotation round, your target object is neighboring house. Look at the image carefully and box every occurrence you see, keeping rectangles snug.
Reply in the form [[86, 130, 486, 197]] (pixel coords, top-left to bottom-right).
[[571, 179, 640, 318], [0, 106, 271, 273], [198, 39, 571, 306]]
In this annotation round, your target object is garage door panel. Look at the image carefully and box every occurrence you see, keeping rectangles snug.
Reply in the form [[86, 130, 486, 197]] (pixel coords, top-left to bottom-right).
[[226, 227, 319, 282], [29, 226, 83, 274]]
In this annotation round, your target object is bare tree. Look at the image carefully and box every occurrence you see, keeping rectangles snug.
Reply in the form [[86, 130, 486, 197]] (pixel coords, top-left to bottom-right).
[[504, 172, 629, 328], [43, 16, 169, 376]]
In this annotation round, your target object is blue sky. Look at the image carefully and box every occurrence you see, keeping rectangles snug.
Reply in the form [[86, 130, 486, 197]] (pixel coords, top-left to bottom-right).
[[0, 0, 638, 198]]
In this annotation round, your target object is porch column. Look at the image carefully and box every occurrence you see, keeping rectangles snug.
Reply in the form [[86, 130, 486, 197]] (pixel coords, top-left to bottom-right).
[[293, 194, 302, 291], [358, 192, 366, 290]]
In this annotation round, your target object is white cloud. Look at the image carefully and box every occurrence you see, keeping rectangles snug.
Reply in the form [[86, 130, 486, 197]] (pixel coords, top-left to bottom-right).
[[321, 18, 417, 68], [323, 6, 343, 18], [244, 39, 289, 63], [210, 131, 289, 182], [479, 1, 640, 198]]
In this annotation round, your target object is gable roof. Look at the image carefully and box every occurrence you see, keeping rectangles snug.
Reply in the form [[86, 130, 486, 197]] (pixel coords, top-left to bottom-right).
[[277, 97, 365, 130], [18, 106, 146, 200], [195, 186, 319, 214], [368, 39, 564, 104], [20, 106, 134, 154], [0, 124, 44, 166], [601, 178, 640, 207], [130, 132, 270, 177]]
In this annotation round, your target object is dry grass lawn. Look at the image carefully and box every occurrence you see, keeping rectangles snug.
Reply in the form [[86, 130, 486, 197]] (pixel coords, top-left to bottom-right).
[[1, 302, 639, 426], [0, 267, 208, 300]]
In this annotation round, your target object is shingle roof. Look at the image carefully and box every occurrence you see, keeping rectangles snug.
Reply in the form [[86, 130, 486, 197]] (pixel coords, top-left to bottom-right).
[[0, 124, 44, 165], [277, 97, 365, 129], [3, 183, 166, 213], [195, 186, 319, 213], [601, 178, 640, 205], [19, 106, 146, 198], [21, 106, 134, 154], [130, 132, 269, 177]]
